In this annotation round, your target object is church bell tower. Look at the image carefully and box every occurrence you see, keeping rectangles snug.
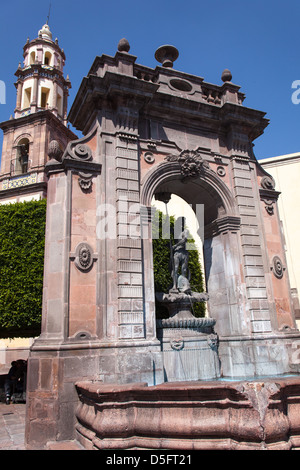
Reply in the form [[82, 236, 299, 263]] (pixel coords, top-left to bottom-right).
[[0, 23, 77, 203]]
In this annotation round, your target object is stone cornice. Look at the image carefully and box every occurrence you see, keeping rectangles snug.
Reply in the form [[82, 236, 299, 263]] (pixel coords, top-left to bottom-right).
[[15, 63, 71, 90], [70, 77, 268, 140], [0, 110, 77, 141], [0, 181, 47, 199], [46, 130, 101, 180], [23, 37, 66, 60], [204, 215, 241, 238]]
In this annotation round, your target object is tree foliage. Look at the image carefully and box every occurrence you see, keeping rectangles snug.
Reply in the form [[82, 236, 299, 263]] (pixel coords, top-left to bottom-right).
[[0, 200, 46, 337]]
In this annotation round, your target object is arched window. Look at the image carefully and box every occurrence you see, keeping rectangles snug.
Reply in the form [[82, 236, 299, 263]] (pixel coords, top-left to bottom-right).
[[44, 51, 52, 66], [57, 94, 62, 116], [15, 138, 30, 175], [30, 51, 36, 65], [41, 87, 50, 108], [23, 87, 31, 109]]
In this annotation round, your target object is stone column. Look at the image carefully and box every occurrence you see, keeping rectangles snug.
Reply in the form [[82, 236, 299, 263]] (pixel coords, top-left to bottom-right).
[[63, 87, 68, 125], [95, 101, 164, 385], [52, 79, 58, 116], [15, 80, 23, 112], [25, 140, 102, 448], [30, 74, 39, 113]]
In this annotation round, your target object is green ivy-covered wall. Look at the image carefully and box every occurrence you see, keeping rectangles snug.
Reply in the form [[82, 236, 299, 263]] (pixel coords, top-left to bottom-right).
[[0, 202, 205, 338], [0, 200, 46, 338]]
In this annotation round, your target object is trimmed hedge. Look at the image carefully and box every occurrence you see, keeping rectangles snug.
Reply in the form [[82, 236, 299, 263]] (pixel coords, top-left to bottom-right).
[[0, 200, 46, 337]]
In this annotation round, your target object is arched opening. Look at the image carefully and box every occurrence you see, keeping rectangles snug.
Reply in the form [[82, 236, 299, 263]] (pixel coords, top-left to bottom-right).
[[141, 161, 246, 338], [23, 87, 31, 109], [15, 138, 30, 175], [30, 51, 36, 65], [44, 51, 52, 66], [57, 94, 63, 116], [152, 194, 207, 317], [41, 87, 50, 109]]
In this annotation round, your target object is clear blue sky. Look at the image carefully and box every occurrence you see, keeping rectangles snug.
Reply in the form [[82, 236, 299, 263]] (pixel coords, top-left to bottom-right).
[[1, 0, 300, 160]]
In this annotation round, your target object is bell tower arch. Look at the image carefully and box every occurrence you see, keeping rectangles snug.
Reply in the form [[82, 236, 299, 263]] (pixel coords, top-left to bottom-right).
[[0, 23, 77, 204]]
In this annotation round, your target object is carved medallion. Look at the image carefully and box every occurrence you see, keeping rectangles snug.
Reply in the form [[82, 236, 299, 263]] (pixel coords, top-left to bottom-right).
[[217, 166, 226, 177], [271, 256, 284, 279], [261, 176, 275, 190], [170, 337, 184, 351], [74, 242, 94, 272], [144, 152, 155, 164]]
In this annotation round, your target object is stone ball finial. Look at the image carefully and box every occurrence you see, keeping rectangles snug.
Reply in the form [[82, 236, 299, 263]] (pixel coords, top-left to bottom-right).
[[118, 38, 130, 53], [48, 140, 63, 162], [221, 69, 232, 83], [155, 45, 179, 68]]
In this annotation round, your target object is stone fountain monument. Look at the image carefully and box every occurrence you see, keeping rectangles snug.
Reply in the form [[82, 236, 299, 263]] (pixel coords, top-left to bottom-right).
[[25, 41, 300, 450], [155, 193, 220, 382]]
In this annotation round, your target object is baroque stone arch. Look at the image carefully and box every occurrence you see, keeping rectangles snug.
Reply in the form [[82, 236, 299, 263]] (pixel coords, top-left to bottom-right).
[[13, 133, 33, 147], [141, 159, 240, 232], [140, 158, 245, 339]]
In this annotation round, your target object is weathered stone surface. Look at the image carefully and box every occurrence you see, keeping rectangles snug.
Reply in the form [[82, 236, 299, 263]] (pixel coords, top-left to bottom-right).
[[75, 377, 300, 450], [25, 41, 300, 450]]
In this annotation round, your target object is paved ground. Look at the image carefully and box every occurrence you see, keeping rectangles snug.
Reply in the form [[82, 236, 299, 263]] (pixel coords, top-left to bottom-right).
[[0, 402, 26, 450], [0, 401, 83, 450]]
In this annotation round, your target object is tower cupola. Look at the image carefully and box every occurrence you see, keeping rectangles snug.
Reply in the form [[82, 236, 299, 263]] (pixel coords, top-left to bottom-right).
[[14, 23, 71, 125], [0, 22, 77, 202], [38, 23, 52, 40]]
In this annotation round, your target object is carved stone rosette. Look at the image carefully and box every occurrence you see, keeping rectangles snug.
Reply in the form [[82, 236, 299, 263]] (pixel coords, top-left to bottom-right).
[[74, 242, 95, 272], [271, 256, 285, 279], [261, 175, 275, 190]]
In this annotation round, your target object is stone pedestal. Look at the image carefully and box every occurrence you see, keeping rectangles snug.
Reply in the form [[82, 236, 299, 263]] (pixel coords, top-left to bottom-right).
[[156, 292, 221, 381]]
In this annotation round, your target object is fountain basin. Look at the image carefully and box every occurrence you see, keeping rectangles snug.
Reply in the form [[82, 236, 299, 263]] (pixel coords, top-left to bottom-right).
[[75, 376, 300, 450]]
